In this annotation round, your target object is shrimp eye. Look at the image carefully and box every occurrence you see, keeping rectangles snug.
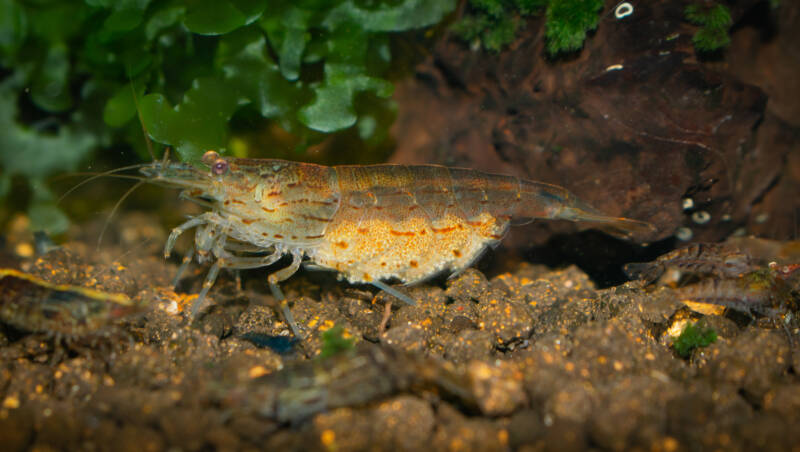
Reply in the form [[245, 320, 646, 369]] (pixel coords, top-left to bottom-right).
[[202, 150, 220, 166], [212, 159, 228, 176]]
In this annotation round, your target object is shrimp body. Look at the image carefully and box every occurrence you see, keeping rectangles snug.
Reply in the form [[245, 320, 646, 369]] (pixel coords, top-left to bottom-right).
[[307, 164, 647, 286], [624, 243, 755, 284], [0, 269, 139, 337], [142, 152, 653, 321]]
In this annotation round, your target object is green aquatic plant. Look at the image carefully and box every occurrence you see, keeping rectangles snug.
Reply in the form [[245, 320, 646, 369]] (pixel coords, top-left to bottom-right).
[[139, 0, 457, 163], [685, 2, 732, 52], [0, 76, 96, 234], [0, 0, 456, 230], [672, 321, 717, 358], [544, 0, 603, 55], [452, 0, 603, 55], [451, 0, 547, 52], [319, 324, 355, 358], [1, 0, 455, 163]]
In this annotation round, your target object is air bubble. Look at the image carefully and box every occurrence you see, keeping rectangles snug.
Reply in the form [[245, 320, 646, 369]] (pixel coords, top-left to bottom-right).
[[675, 227, 693, 241], [615, 2, 634, 19], [691, 211, 711, 224]]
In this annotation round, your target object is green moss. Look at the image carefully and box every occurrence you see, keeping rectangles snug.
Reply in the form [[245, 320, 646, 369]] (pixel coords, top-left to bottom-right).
[[452, 0, 602, 54], [451, 0, 531, 52], [319, 324, 355, 359], [545, 0, 603, 55], [685, 3, 732, 52], [741, 268, 776, 289], [515, 0, 549, 15], [672, 322, 717, 358]]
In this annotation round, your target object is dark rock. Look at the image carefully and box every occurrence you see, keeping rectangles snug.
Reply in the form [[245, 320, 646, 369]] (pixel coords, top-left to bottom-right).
[[589, 375, 682, 451], [702, 328, 791, 402], [475, 290, 534, 345], [391, 0, 783, 246], [432, 403, 508, 452], [158, 407, 216, 451], [442, 329, 494, 364], [117, 425, 165, 452], [445, 269, 490, 302], [0, 407, 34, 452], [507, 409, 544, 448], [383, 323, 430, 354], [467, 360, 528, 416], [370, 396, 436, 451]]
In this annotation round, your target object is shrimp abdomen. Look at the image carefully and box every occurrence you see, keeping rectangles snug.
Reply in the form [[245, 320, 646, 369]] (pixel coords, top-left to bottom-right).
[[312, 164, 509, 284], [451, 170, 654, 237]]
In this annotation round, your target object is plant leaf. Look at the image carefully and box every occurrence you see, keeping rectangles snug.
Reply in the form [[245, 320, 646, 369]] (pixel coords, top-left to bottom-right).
[[138, 77, 249, 162], [0, 0, 28, 58], [104, 0, 152, 32], [29, 202, 70, 235], [184, 0, 266, 35], [31, 43, 72, 112], [299, 75, 392, 132], [103, 84, 146, 127], [323, 0, 456, 32], [0, 80, 95, 178]]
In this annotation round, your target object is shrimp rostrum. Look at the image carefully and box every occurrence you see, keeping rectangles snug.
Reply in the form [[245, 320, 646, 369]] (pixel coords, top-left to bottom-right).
[[142, 151, 654, 333]]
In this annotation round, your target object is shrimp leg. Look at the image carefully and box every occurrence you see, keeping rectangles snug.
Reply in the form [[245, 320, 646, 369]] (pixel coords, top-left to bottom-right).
[[172, 247, 195, 288], [165, 213, 216, 258], [370, 280, 416, 306], [267, 250, 304, 337], [219, 253, 284, 269], [190, 263, 223, 317], [223, 241, 276, 253], [188, 225, 231, 316], [190, 250, 285, 316]]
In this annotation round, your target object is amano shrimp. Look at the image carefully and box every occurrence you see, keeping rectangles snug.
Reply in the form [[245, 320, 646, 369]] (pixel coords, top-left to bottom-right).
[[142, 151, 654, 334]]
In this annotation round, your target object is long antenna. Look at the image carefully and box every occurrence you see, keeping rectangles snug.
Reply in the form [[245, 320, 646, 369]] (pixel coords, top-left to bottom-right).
[[96, 179, 146, 251], [57, 165, 149, 204], [93, 75, 157, 252]]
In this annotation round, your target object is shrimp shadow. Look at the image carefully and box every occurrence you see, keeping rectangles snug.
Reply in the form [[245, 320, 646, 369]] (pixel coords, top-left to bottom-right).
[[524, 230, 676, 289]]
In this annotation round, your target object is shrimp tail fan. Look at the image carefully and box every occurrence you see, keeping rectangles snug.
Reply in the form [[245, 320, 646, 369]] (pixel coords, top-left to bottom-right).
[[559, 201, 657, 239]]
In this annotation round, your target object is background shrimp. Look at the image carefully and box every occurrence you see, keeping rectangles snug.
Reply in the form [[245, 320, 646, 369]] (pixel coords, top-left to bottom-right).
[[142, 150, 654, 336], [623, 242, 755, 284], [625, 241, 799, 320], [0, 268, 144, 361]]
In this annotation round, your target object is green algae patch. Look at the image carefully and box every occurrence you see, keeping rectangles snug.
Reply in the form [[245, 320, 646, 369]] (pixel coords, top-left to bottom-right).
[[685, 3, 732, 53], [452, 0, 603, 54], [319, 324, 355, 359], [673, 321, 717, 358]]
